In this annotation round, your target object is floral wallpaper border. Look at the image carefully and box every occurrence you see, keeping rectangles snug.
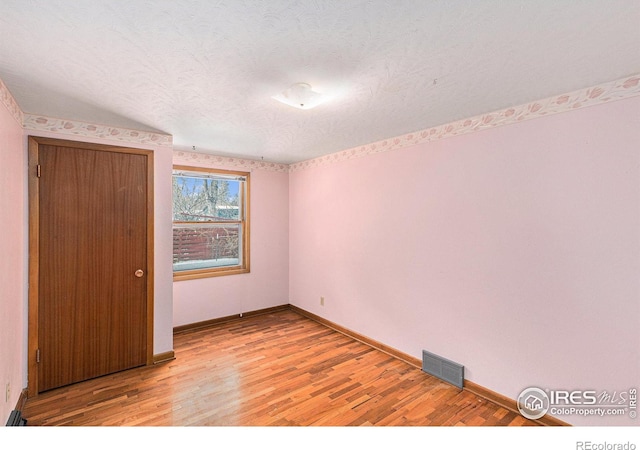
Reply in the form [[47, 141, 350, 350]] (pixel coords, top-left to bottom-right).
[[289, 74, 640, 173], [0, 78, 23, 126], [22, 114, 173, 148], [173, 151, 289, 173], [3, 74, 639, 173]]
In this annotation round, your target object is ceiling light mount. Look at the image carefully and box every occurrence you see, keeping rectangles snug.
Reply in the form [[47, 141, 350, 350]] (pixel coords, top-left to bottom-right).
[[272, 83, 325, 110]]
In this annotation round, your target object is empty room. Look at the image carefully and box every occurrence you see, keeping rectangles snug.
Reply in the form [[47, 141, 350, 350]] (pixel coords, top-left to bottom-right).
[[0, 1, 638, 446]]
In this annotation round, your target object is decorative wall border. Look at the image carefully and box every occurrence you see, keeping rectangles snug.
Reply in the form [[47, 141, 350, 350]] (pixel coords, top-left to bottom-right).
[[173, 150, 289, 173], [289, 74, 640, 173], [4, 73, 639, 169], [0, 78, 24, 126], [23, 114, 173, 148]]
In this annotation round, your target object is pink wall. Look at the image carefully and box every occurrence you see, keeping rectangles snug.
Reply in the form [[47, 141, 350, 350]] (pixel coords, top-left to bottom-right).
[[2, 69, 636, 427], [289, 96, 640, 426], [0, 96, 26, 424], [173, 163, 289, 326]]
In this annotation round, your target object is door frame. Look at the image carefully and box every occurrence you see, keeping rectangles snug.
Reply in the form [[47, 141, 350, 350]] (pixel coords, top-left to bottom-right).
[[27, 136, 155, 397]]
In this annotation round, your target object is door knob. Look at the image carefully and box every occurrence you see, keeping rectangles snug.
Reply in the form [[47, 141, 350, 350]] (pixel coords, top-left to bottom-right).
[[135, 269, 144, 278]]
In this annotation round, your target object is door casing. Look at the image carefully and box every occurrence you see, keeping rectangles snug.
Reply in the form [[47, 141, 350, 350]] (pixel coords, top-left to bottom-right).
[[27, 136, 155, 396]]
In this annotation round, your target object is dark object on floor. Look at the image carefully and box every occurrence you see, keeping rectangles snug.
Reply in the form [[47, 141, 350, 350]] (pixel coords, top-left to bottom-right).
[[6, 410, 27, 426]]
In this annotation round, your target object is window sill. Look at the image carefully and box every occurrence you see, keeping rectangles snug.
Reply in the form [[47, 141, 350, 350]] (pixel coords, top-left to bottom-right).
[[173, 266, 250, 281]]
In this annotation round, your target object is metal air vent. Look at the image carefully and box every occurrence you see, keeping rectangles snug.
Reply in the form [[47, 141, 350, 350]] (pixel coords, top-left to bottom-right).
[[422, 349, 464, 389]]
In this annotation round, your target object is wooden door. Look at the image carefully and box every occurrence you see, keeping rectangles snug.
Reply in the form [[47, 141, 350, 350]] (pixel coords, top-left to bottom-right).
[[29, 137, 154, 394]]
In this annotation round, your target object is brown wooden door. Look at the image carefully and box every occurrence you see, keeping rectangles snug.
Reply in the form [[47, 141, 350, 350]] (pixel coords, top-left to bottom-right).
[[34, 140, 150, 392]]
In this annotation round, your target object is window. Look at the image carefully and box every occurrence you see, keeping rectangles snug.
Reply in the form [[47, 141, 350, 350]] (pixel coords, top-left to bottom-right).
[[172, 165, 250, 280]]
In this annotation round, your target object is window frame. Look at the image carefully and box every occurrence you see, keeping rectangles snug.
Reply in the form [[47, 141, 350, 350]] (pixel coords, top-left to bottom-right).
[[172, 165, 250, 281]]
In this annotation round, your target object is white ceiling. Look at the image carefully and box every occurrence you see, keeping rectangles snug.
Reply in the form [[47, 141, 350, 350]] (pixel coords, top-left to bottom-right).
[[1, 1, 639, 164]]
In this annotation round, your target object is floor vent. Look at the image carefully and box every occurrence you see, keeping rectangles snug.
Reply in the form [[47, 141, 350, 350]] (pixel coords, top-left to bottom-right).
[[422, 350, 464, 389]]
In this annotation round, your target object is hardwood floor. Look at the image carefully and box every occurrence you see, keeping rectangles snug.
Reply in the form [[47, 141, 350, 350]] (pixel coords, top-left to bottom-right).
[[23, 310, 536, 426]]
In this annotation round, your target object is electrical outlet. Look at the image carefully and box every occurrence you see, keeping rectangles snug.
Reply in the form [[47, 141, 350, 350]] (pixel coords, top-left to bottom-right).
[[5, 382, 9, 403], [320, 296, 325, 306]]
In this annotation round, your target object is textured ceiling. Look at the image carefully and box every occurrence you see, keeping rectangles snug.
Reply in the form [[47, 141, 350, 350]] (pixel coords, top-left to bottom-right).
[[1, 1, 639, 164]]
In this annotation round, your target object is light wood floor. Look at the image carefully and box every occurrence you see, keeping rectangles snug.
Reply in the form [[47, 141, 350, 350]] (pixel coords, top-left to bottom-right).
[[23, 310, 536, 426]]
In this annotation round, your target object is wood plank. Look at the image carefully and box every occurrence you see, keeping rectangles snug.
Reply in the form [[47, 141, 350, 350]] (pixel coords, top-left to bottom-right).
[[23, 310, 539, 426]]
